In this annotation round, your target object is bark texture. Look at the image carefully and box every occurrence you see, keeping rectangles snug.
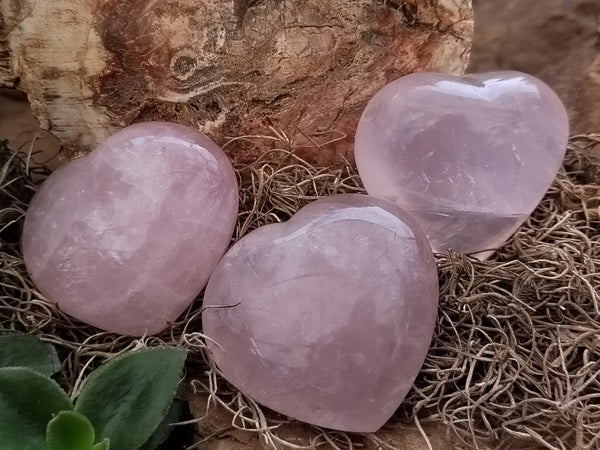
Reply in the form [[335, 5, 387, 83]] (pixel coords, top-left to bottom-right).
[[1, 0, 472, 160]]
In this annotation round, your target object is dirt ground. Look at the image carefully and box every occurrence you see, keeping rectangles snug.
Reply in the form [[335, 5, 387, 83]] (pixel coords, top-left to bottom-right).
[[186, 390, 481, 450], [469, 0, 600, 134], [0, 88, 61, 168]]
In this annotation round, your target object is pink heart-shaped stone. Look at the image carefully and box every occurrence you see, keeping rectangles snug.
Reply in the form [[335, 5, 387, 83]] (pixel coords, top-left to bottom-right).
[[355, 71, 569, 259], [202, 194, 439, 432], [22, 122, 238, 336]]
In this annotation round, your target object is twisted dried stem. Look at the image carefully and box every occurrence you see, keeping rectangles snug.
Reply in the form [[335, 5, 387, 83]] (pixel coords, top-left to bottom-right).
[[1, 133, 599, 449]]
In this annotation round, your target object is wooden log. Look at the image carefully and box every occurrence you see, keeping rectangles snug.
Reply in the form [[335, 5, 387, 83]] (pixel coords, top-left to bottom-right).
[[1, 0, 473, 160]]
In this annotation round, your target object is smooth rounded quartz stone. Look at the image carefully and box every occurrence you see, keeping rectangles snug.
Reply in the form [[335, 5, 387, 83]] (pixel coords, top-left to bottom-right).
[[355, 71, 569, 259], [22, 122, 238, 336], [202, 194, 439, 432]]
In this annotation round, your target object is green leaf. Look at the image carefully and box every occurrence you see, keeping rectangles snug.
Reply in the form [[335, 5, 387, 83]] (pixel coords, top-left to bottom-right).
[[91, 439, 110, 450], [137, 392, 184, 450], [46, 410, 95, 450], [75, 347, 187, 450], [0, 367, 73, 450], [0, 334, 61, 376]]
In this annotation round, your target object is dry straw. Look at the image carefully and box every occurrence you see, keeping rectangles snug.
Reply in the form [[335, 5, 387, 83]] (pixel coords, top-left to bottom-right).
[[0, 131, 598, 450]]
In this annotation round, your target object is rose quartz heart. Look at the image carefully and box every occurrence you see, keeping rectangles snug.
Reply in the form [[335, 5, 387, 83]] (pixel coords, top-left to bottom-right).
[[22, 122, 238, 336], [202, 194, 439, 432], [355, 71, 569, 259]]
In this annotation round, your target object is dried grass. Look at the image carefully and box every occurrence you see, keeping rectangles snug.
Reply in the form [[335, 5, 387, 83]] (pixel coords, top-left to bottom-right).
[[0, 132, 599, 450]]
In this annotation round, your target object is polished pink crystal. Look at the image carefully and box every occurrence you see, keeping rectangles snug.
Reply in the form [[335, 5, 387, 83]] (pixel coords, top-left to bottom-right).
[[22, 122, 238, 336], [355, 71, 569, 259], [202, 194, 439, 432]]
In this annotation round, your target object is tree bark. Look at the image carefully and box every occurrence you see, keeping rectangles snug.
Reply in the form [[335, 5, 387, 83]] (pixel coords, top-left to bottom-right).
[[1, 0, 472, 160]]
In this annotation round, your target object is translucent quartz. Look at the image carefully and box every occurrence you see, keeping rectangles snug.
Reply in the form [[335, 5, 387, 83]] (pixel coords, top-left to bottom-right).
[[355, 71, 569, 259], [202, 194, 439, 432], [22, 122, 238, 336]]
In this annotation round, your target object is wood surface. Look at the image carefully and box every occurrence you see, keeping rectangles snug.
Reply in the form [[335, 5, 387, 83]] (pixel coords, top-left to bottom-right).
[[1, 0, 472, 160]]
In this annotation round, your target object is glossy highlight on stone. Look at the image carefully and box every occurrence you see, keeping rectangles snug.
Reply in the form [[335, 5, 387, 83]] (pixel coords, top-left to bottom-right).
[[202, 194, 439, 432], [355, 71, 569, 258], [22, 122, 238, 336]]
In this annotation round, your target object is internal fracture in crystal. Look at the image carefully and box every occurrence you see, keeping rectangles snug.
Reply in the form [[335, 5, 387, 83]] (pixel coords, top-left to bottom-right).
[[203, 194, 439, 432], [22, 122, 238, 336], [355, 71, 569, 258]]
